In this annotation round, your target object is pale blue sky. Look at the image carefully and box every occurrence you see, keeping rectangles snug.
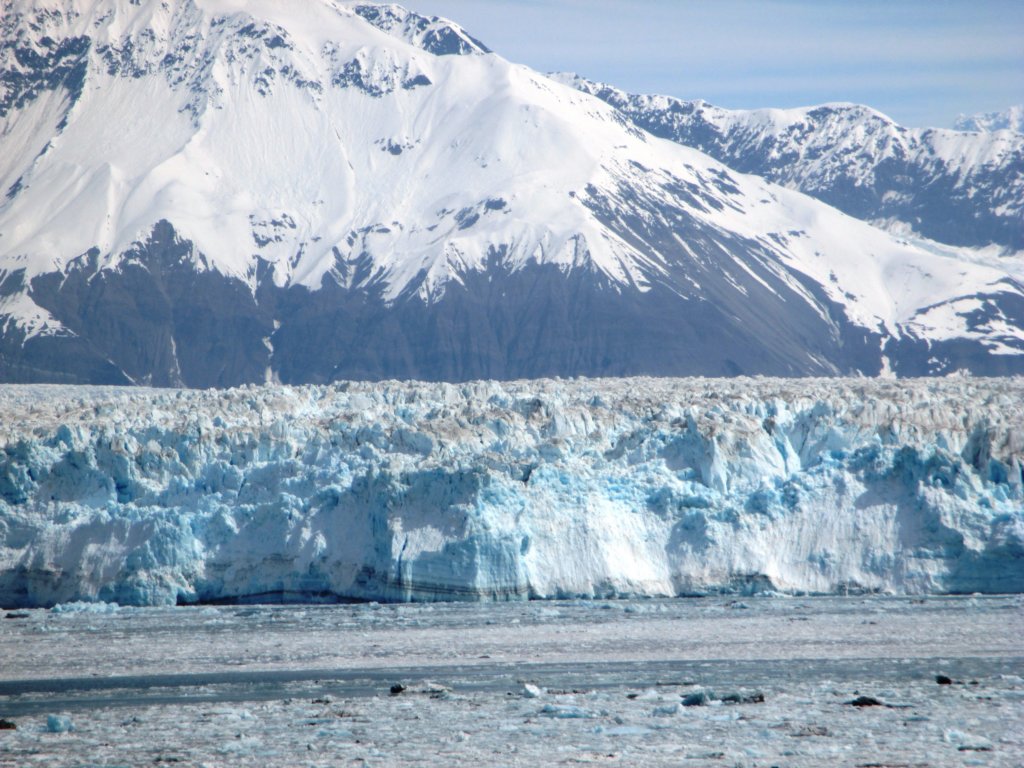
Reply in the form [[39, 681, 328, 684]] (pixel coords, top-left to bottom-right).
[[402, 0, 1024, 128]]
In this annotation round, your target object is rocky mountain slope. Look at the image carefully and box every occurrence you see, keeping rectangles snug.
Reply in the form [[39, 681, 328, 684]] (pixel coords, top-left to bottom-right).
[[0, 0, 1021, 385]]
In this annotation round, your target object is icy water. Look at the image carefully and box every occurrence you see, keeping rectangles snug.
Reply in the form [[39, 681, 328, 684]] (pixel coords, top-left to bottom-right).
[[1, 596, 1022, 766]]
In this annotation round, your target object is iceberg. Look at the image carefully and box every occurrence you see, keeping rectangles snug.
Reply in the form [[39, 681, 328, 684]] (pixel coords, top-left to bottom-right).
[[0, 377, 1021, 607]]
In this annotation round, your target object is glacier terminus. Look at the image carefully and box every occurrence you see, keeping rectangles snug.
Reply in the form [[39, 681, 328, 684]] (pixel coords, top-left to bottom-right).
[[1, 377, 1021, 608]]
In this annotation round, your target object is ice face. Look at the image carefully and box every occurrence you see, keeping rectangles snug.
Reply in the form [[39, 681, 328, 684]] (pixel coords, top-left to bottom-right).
[[0, 377, 1021, 607]]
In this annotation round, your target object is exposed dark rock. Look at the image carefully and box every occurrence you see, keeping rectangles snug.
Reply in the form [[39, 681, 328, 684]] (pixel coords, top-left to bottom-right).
[[719, 691, 765, 704], [0, 34, 90, 119], [5, 215, 1023, 385], [848, 695, 884, 707], [352, 5, 490, 56]]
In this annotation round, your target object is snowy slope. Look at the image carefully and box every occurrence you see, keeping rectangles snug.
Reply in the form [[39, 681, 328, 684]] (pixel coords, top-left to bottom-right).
[[1, 378, 1021, 607], [955, 105, 1024, 134], [557, 74, 1024, 252], [0, 1, 1022, 384]]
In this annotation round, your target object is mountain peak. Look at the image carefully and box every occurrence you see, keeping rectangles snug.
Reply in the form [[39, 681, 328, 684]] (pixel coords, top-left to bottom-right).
[[350, 3, 491, 56], [0, 1, 1021, 385], [954, 105, 1024, 134], [558, 73, 1024, 252]]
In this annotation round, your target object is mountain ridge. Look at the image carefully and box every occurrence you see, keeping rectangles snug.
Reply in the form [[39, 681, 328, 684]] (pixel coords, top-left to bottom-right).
[[955, 105, 1024, 134], [554, 73, 1024, 252], [1, 0, 1022, 385]]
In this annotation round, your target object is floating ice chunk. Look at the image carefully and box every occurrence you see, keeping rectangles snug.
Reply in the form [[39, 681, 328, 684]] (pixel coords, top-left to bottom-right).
[[682, 690, 712, 707], [520, 683, 543, 698], [539, 704, 596, 719], [718, 690, 765, 704], [315, 727, 355, 740], [45, 715, 74, 733], [51, 601, 120, 614], [594, 725, 654, 736], [631, 688, 663, 701], [414, 680, 452, 698], [944, 729, 994, 752]]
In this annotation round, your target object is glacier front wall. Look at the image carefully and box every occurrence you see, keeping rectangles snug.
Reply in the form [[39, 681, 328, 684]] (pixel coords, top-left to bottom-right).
[[0, 378, 1022, 607]]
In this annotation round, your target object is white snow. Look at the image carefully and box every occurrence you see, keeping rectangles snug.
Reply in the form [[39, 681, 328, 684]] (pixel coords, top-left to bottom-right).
[[557, 74, 1023, 196], [0, 291, 67, 342], [0, 0, 1020, 357], [555, 73, 1024, 268], [954, 105, 1024, 134]]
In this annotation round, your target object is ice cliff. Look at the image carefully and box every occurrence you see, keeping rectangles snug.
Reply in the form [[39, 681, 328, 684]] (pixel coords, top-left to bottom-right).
[[1, 378, 1022, 607]]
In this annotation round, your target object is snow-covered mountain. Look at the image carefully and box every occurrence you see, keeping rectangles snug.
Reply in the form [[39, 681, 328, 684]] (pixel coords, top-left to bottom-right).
[[1, 378, 1021, 606], [558, 74, 1024, 252], [1, 0, 1022, 386], [955, 106, 1024, 134]]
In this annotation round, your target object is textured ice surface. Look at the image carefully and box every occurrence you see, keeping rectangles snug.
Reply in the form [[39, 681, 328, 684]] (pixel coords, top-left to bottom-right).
[[0, 377, 1022, 607]]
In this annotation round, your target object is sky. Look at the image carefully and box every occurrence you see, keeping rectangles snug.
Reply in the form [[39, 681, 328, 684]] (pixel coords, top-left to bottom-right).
[[402, 0, 1024, 128]]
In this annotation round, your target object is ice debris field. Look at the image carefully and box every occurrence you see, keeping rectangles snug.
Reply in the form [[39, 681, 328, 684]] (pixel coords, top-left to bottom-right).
[[0, 596, 1022, 767], [0, 376, 1022, 608]]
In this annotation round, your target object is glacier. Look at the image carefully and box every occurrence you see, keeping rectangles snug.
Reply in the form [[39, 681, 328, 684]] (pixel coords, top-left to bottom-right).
[[0, 377, 1021, 607]]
